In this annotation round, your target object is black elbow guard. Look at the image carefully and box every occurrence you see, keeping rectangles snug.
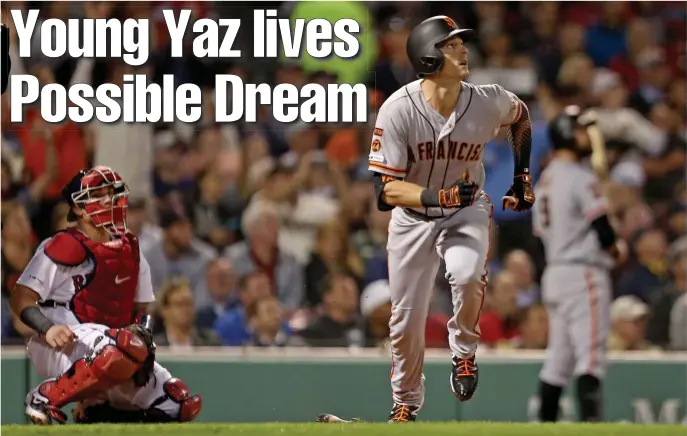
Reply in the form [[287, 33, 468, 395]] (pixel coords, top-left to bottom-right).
[[591, 215, 617, 249], [373, 173, 396, 212]]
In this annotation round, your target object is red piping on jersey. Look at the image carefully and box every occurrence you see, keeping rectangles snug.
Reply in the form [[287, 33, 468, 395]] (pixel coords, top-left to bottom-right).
[[500, 101, 523, 127], [369, 162, 407, 175], [584, 268, 599, 374]]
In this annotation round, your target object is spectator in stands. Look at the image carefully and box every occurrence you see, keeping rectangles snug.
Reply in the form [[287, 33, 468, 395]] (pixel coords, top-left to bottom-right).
[[478, 271, 520, 348], [1, 136, 56, 219], [670, 293, 687, 351], [351, 198, 392, 287], [196, 258, 239, 330], [503, 249, 540, 308], [372, 15, 416, 99], [1, 202, 35, 341], [299, 272, 365, 348], [667, 201, 686, 242], [515, 304, 549, 350], [584, 2, 628, 67], [49, 202, 70, 234], [188, 169, 244, 251], [359, 280, 392, 349], [225, 200, 304, 311], [246, 296, 296, 347], [125, 197, 161, 252], [616, 227, 671, 303], [214, 272, 273, 346], [305, 220, 364, 307], [605, 162, 654, 241], [647, 237, 686, 348], [608, 296, 660, 351], [143, 204, 217, 308], [153, 278, 221, 350]]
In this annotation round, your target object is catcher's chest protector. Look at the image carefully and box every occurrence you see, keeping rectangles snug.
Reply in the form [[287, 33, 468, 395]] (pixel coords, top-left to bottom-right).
[[67, 229, 140, 328]]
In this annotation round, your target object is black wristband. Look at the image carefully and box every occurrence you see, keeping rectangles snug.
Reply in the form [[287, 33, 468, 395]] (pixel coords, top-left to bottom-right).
[[20, 306, 55, 335], [420, 188, 440, 208]]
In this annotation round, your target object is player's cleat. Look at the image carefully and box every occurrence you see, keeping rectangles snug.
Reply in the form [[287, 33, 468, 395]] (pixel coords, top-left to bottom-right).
[[316, 413, 361, 423], [450, 355, 479, 402], [25, 389, 67, 425], [387, 403, 419, 423]]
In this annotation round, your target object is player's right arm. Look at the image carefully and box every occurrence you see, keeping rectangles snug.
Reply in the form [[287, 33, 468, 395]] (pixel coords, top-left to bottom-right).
[[573, 173, 626, 264], [370, 101, 477, 210], [10, 241, 75, 347]]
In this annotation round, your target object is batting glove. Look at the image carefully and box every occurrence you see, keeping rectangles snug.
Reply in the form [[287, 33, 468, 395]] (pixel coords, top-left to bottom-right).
[[502, 173, 535, 211]]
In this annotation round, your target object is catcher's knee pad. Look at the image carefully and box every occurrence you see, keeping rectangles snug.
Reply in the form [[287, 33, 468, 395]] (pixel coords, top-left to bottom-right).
[[160, 378, 202, 422], [38, 328, 149, 408]]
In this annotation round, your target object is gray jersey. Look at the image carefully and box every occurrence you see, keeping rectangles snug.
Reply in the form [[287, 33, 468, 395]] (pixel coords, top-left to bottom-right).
[[368, 80, 522, 217], [532, 159, 613, 268]]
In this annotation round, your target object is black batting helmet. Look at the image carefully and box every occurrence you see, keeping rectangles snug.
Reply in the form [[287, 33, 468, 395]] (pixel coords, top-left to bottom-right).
[[548, 105, 596, 151], [406, 15, 475, 78]]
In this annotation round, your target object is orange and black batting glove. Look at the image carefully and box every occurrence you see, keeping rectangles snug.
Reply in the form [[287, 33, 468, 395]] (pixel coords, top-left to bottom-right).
[[437, 179, 479, 209], [502, 172, 535, 212]]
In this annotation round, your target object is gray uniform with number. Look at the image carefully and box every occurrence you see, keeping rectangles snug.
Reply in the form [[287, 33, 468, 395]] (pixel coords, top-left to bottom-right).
[[532, 158, 612, 386], [368, 79, 523, 408]]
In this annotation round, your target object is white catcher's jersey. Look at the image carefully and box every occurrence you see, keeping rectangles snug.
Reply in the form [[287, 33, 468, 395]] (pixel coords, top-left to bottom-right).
[[16, 237, 156, 325], [368, 80, 522, 217], [532, 159, 613, 269]]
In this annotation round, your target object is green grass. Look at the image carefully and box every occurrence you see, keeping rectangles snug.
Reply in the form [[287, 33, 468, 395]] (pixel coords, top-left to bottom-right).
[[1, 423, 685, 436]]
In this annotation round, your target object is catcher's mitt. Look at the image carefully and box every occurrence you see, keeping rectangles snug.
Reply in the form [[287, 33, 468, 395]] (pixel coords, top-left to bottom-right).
[[123, 324, 156, 387]]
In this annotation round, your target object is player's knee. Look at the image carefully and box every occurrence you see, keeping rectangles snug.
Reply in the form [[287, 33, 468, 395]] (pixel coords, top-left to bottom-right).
[[444, 264, 481, 288], [163, 378, 202, 422], [90, 328, 149, 383], [106, 327, 149, 364]]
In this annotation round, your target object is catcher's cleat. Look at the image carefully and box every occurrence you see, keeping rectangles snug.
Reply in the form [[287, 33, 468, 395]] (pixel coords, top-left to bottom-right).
[[316, 413, 361, 423], [450, 355, 479, 402], [25, 389, 67, 425], [387, 403, 419, 423]]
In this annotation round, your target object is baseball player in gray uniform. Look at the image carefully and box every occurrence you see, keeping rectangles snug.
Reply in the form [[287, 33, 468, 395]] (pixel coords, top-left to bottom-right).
[[363, 15, 534, 423], [532, 106, 627, 423]]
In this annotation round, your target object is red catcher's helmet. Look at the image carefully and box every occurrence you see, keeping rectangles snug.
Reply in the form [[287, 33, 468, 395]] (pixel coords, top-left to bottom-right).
[[62, 166, 130, 235]]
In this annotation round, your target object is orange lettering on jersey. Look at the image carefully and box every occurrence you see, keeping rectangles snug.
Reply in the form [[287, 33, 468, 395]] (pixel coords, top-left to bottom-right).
[[374, 128, 384, 137], [371, 139, 381, 152], [418, 142, 425, 160], [437, 141, 446, 160]]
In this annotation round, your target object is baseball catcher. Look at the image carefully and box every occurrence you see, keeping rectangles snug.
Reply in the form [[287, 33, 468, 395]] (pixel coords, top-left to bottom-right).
[[11, 167, 202, 424], [26, 322, 201, 424]]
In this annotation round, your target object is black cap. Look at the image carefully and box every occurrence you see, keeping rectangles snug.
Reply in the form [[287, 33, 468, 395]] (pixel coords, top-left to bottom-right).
[[159, 204, 189, 229], [62, 169, 88, 222]]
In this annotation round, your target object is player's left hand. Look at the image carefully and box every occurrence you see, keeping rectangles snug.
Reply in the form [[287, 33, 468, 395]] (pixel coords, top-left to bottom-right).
[[502, 173, 535, 212]]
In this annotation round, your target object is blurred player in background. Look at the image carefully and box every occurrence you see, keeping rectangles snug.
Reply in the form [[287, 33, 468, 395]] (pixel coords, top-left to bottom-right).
[[10, 166, 201, 424], [532, 106, 627, 422]]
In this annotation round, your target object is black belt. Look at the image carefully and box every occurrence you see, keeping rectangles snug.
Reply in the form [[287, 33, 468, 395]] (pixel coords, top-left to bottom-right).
[[39, 300, 69, 309], [403, 208, 458, 222]]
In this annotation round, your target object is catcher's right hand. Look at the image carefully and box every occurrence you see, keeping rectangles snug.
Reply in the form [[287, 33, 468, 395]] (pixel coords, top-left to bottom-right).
[[123, 324, 156, 387]]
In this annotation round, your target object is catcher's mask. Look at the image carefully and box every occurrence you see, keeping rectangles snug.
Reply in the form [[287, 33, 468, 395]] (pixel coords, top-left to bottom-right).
[[62, 166, 130, 235]]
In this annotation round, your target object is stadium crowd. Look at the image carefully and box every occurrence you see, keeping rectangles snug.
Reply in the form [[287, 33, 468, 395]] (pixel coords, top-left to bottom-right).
[[1, 1, 685, 352]]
